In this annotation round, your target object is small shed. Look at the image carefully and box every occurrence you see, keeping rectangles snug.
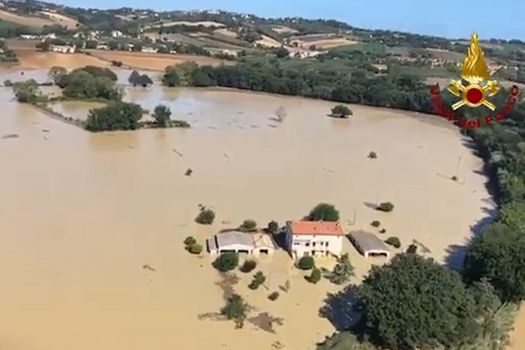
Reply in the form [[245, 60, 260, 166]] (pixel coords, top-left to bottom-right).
[[206, 231, 277, 256], [252, 233, 276, 255], [207, 231, 255, 254], [349, 231, 390, 258]]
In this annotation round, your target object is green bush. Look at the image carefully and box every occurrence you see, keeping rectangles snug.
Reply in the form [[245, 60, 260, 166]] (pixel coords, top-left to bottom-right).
[[249, 271, 266, 290], [86, 102, 142, 132], [184, 236, 196, 246], [385, 236, 401, 248], [306, 268, 322, 284], [3, 79, 13, 87], [406, 244, 418, 254], [368, 151, 378, 159], [212, 252, 239, 272], [195, 208, 215, 225], [162, 66, 181, 87], [239, 219, 257, 232], [187, 243, 203, 254], [298, 256, 315, 270], [267, 220, 279, 234], [371, 220, 381, 227], [331, 104, 353, 118], [377, 202, 395, 212], [307, 203, 340, 221], [268, 291, 280, 301], [239, 259, 257, 273]]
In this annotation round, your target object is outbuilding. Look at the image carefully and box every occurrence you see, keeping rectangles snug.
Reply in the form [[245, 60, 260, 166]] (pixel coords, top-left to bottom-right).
[[206, 231, 275, 255], [349, 231, 390, 258]]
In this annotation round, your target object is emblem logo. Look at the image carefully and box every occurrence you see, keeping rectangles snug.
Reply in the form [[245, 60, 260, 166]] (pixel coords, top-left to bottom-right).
[[429, 32, 519, 128]]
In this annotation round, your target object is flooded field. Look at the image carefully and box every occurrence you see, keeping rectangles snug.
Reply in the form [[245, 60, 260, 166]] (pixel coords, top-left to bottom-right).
[[0, 69, 495, 350]]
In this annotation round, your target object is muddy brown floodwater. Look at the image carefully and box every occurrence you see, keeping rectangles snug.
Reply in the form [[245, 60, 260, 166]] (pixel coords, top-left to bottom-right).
[[0, 68, 496, 350]]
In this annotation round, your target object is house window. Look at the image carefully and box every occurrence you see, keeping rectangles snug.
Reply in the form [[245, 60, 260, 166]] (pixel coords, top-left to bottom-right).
[[305, 242, 310, 247], [294, 242, 301, 246], [312, 242, 316, 247], [326, 242, 329, 247]]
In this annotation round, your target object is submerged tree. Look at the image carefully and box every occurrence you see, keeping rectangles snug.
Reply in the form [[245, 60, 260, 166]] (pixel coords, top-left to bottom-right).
[[152, 105, 172, 127], [307, 203, 340, 222], [328, 254, 355, 285], [221, 294, 250, 328]]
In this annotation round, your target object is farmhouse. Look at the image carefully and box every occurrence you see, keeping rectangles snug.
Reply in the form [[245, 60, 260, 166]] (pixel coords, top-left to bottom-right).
[[349, 231, 390, 258], [206, 231, 275, 255], [49, 44, 76, 53], [285, 220, 345, 258]]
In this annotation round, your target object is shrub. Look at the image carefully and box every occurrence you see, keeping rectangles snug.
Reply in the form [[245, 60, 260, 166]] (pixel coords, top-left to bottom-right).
[[406, 244, 418, 254], [371, 220, 381, 227], [187, 243, 203, 254], [377, 202, 395, 212], [379, 228, 387, 234], [267, 220, 279, 234], [112, 60, 123, 67], [221, 293, 249, 329], [307, 203, 340, 221], [4, 79, 13, 87], [268, 292, 280, 301], [297, 256, 315, 270], [385, 236, 401, 248], [184, 236, 196, 246], [162, 66, 181, 87], [328, 254, 355, 285], [368, 151, 378, 159], [239, 259, 257, 273], [195, 208, 215, 225], [248, 271, 266, 290], [152, 105, 172, 127], [240, 219, 257, 232], [331, 104, 353, 118], [306, 268, 322, 284], [212, 252, 239, 272]]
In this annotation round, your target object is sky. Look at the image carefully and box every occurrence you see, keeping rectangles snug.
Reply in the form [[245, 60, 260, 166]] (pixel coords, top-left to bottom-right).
[[52, 0, 525, 40]]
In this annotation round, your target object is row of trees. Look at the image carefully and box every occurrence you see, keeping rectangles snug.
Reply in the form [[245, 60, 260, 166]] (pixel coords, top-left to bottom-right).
[[85, 102, 183, 132], [162, 57, 432, 113]]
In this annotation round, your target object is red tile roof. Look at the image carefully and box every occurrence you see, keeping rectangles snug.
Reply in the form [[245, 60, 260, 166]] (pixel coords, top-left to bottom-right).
[[288, 221, 345, 236]]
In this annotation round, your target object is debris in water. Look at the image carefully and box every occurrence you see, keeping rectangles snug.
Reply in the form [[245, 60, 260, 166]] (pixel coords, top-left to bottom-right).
[[223, 153, 229, 160], [185, 168, 193, 176], [127, 145, 135, 149], [42, 129, 50, 133], [142, 264, 156, 272], [172, 148, 183, 157], [2, 134, 19, 139], [323, 167, 335, 174]]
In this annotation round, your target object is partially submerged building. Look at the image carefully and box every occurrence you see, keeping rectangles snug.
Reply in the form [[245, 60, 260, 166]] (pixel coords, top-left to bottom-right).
[[206, 231, 275, 255], [285, 220, 345, 258], [349, 231, 390, 258]]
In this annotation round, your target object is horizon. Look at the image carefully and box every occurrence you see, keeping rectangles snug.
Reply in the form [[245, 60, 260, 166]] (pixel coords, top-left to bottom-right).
[[48, 0, 525, 41]]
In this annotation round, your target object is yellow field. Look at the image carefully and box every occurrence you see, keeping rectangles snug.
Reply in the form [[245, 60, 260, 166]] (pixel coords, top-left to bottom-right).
[[0, 9, 79, 29]]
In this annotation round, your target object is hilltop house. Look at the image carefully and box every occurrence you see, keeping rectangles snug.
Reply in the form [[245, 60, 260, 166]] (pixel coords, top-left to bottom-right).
[[206, 231, 275, 256], [141, 46, 158, 54], [49, 44, 76, 53], [285, 220, 345, 258], [111, 30, 124, 38]]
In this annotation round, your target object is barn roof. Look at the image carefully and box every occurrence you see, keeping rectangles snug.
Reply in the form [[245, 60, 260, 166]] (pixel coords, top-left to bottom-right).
[[349, 231, 390, 254]]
